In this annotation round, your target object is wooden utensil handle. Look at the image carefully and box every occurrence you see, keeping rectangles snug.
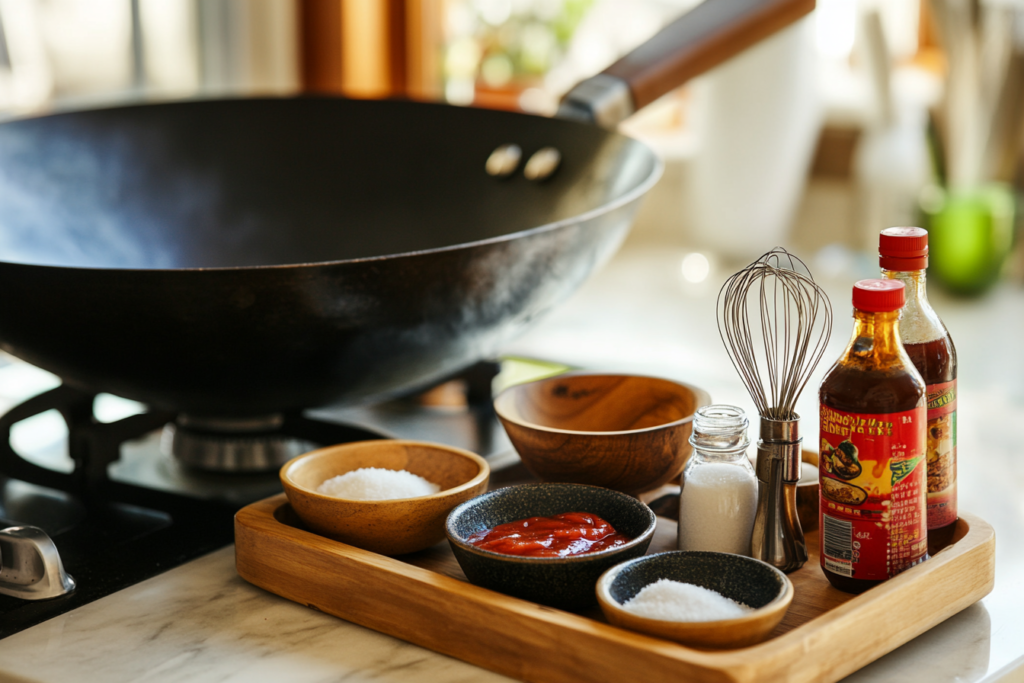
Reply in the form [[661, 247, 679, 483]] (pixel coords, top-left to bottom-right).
[[605, 0, 815, 111]]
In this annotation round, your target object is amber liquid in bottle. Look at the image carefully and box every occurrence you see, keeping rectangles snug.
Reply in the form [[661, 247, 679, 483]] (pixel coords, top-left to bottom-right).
[[884, 269, 959, 552], [819, 309, 926, 594]]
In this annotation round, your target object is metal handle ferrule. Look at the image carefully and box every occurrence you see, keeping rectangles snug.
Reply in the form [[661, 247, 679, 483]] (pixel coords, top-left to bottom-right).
[[751, 417, 808, 572]]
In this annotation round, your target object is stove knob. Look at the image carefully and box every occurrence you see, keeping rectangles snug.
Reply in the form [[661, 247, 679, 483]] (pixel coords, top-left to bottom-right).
[[0, 525, 75, 600]]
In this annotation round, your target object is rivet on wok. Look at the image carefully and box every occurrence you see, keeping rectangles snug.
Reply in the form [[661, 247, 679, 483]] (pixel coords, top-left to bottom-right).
[[486, 144, 522, 177], [523, 147, 561, 181]]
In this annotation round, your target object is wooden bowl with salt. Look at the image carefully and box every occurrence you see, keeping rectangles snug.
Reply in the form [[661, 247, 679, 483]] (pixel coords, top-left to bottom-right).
[[494, 373, 711, 495], [280, 440, 489, 556]]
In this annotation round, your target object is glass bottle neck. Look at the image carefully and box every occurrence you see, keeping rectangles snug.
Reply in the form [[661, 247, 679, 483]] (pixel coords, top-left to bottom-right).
[[882, 268, 930, 314], [846, 309, 905, 361], [882, 267, 946, 343], [689, 405, 749, 462]]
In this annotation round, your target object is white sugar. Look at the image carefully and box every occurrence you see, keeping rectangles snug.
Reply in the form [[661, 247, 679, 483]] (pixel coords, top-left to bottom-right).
[[678, 462, 757, 555], [620, 579, 753, 622], [317, 467, 440, 500]]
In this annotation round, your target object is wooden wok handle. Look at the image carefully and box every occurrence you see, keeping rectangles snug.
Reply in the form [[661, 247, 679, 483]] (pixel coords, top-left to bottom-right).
[[558, 0, 815, 128]]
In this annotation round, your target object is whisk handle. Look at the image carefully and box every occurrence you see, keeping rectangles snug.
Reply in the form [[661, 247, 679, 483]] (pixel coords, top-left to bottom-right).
[[751, 417, 808, 572]]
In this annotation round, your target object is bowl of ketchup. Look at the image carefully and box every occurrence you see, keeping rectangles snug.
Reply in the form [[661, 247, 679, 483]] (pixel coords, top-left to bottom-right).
[[445, 483, 657, 609]]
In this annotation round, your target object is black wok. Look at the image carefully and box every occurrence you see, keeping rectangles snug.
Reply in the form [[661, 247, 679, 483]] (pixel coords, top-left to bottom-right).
[[0, 0, 812, 418]]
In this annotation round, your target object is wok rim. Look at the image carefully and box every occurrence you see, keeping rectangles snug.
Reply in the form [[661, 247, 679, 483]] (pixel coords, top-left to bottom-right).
[[0, 96, 665, 275]]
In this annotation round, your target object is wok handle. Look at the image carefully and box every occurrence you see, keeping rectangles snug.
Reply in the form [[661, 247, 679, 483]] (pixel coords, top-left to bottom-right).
[[558, 0, 815, 128]]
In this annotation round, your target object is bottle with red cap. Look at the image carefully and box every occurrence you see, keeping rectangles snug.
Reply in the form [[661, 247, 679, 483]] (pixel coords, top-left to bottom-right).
[[818, 279, 928, 594], [879, 227, 958, 552]]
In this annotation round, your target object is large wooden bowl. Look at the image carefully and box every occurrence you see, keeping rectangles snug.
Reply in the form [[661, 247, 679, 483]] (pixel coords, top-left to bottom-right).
[[493, 373, 710, 495]]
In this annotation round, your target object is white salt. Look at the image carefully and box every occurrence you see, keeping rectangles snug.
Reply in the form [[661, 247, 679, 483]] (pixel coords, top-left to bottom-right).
[[677, 462, 757, 555], [316, 467, 440, 500], [620, 579, 753, 621]]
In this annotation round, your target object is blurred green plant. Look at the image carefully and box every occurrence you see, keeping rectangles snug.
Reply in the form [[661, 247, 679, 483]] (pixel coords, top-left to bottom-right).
[[450, 0, 593, 90], [919, 184, 1016, 295]]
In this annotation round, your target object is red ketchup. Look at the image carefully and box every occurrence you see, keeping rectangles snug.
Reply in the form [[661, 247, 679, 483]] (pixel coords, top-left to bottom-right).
[[466, 512, 631, 557]]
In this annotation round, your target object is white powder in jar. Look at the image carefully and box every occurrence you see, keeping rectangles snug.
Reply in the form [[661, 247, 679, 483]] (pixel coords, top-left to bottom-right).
[[316, 467, 440, 500], [677, 462, 758, 555], [620, 579, 753, 621]]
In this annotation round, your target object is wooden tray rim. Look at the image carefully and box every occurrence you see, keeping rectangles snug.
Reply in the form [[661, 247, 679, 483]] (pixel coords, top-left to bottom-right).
[[235, 494, 995, 683]]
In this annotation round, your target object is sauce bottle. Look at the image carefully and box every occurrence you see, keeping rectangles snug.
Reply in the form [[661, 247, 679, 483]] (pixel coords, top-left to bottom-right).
[[818, 279, 928, 594], [880, 227, 959, 552]]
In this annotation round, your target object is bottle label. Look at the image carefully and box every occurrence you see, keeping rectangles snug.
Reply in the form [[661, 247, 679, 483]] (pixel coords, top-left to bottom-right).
[[925, 380, 957, 529], [819, 404, 928, 580]]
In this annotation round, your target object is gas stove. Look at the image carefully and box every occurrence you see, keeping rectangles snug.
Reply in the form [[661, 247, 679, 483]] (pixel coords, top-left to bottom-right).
[[0, 355, 515, 638]]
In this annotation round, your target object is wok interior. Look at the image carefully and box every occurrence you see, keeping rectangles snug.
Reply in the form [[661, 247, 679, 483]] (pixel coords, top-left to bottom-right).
[[0, 98, 657, 270], [496, 374, 698, 432]]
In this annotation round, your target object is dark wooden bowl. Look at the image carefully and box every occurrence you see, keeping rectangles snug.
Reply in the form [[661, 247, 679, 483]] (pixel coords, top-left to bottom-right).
[[493, 373, 711, 495]]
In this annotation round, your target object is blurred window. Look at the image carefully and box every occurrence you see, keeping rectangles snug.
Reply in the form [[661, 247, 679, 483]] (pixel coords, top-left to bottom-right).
[[442, 0, 700, 113], [0, 0, 297, 116]]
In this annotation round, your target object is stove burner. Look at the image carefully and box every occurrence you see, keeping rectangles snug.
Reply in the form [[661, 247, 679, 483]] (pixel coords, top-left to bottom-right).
[[0, 386, 388, 505], [164, 413, 380, 473], [164, 422, 313, 473]]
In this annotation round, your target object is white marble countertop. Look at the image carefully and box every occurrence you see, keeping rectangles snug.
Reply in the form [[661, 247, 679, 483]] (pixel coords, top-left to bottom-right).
[[2, 242, 1023, 683]]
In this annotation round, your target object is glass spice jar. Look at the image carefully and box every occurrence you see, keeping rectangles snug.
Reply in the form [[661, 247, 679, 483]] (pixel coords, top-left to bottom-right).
[[677, 405, 758, 556]]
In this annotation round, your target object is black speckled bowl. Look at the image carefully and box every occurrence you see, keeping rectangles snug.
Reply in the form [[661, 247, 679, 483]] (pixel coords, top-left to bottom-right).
[[445, 483, 657, 609], [596, 551, 793, 648]]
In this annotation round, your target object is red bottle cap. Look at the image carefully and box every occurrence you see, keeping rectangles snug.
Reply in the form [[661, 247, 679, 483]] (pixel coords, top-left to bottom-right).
[[853, 279, 905, 312], [879, 226, 928, 270]]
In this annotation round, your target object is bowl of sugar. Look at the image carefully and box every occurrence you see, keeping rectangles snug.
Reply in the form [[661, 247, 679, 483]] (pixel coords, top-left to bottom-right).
[[281, 440, 489, 555], [596, 551, 793, 649]]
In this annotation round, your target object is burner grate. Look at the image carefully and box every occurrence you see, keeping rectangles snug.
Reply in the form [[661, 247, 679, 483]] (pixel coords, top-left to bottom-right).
[[0, 384, 390, 638], [0, 360, 507, 638]]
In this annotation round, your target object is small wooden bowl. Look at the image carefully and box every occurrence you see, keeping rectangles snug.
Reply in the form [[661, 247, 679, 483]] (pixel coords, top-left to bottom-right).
[[596, 551, 794, 649], [493, 373, 710, 495], [281, 440, 489, 556]]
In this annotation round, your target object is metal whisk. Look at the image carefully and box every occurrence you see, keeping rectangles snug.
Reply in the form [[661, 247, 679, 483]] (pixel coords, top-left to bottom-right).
[[717, 248, 832, 572]]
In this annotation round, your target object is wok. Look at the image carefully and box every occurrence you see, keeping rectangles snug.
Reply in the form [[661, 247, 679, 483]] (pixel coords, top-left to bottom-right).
[[0, 0, 812, 418]]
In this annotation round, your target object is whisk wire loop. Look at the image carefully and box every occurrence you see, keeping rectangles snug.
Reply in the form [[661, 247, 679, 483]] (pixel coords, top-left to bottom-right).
[[717, 248, 833, 421]]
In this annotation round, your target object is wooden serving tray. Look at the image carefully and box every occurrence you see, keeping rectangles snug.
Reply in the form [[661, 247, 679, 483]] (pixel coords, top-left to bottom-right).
[[235, 495, 994, 683]]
